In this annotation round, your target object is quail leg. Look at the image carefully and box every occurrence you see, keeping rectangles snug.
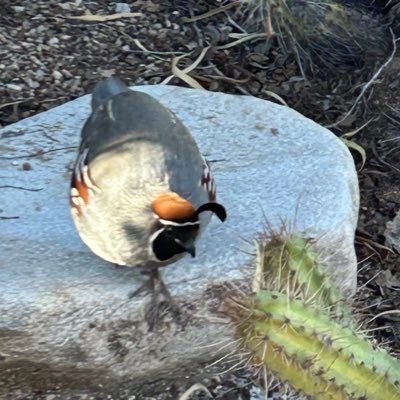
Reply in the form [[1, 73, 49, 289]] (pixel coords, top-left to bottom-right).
[[129, 268, 182, 330]]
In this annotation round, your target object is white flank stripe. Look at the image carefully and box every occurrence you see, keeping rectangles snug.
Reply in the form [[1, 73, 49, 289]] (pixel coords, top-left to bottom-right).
[[107, 99, 116, 121], [82, 166, 95, 189], [71, 207, 79, 217], [71, 197, 80, 206]]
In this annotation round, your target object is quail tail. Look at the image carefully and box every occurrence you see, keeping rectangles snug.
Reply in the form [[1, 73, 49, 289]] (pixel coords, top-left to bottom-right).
[[129, 269, 182, 331]]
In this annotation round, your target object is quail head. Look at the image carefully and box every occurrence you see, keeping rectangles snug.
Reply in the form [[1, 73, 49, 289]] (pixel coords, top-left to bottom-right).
[[70, 77, 226, 328]]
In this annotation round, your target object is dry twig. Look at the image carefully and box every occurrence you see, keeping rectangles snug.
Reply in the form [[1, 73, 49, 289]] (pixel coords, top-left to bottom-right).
[[326, 29, 398, 128]]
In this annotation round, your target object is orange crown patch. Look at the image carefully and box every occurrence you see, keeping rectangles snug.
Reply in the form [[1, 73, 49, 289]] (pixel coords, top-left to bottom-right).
[[152, 192, 196, 221]]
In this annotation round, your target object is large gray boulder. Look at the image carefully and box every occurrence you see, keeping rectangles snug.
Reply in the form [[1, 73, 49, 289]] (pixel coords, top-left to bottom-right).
[[0, 86, 359, 398]]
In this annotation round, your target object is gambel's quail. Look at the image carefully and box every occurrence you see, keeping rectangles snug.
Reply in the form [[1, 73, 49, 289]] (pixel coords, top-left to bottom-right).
[[70, 77, 226, 328]]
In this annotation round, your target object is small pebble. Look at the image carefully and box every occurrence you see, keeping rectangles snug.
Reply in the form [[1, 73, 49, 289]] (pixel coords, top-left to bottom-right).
[[22, 162, 32, 171], [6, 83, 22, 91], [12, 6, 25, 12], [115, 3, 131, 13], [61, 69, 73, 78], [52, 70, 63, 81], [35, 70, 46, 80], [48, 37, 59, 46]]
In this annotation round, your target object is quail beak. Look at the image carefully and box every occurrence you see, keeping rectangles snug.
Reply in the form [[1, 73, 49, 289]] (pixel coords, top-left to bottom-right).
[[184, 244, 196, 258], [175, 239, 196, 258]]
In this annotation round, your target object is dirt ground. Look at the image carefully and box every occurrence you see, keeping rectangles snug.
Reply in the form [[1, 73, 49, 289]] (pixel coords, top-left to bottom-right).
[[1, 0, 400, 399]]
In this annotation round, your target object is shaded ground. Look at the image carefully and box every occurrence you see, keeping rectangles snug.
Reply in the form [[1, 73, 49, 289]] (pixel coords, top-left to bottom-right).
[[1, 0, 400, 398]]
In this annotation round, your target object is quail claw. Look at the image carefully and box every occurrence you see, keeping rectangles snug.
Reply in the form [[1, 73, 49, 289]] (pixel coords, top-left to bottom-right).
[[128, 273, 155, 298], [128, 268, 183, 331]]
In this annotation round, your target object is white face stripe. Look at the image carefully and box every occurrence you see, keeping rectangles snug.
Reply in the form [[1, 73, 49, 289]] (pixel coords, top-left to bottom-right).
[[152, 213, 200, 227], [158, 218, 200, 227]]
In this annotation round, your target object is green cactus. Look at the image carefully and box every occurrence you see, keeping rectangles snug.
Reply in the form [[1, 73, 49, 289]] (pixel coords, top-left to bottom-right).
[[253, 234, 352, 322], [227, 234, 400, 400]]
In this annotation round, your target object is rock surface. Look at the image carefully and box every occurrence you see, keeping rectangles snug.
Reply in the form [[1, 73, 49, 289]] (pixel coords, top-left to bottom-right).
[[0, 85, 359, 397]]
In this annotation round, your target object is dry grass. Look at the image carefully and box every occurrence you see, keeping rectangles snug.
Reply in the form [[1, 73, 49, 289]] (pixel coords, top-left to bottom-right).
[[239, 0, 390, 77]]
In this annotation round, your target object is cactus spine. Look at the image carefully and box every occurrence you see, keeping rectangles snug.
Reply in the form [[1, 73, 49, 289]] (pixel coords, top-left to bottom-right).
[[228, 234, 400, 399]]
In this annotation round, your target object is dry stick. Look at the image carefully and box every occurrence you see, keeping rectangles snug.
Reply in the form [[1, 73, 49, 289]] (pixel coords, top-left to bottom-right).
[[62, 12, 143, 22], [382, 112, 400, 130], [131, 38, 186, 56], [381, 143, 400, 157], [42, 131, 60, 143], [166, 33, 266, 89], [370, 140, 400, 173], [0, 145, 77, 160], [98, 24, 186, 59], [41, 96, 68, 104], [0, 99, 33, 110], [224, 12, 248, 34], [326, 29, 398, 129], [201, 74, 249, 84], [181, 1, 241, 23], [264, 0, 275, 37], [171, 52, 207, 89], [205, 64, 249, 84], [367, 310, 400, 324], [215, 33, 267, 50], [188, 7, 204, 48], [0, 185, 43, 192], [341, 117, 375, 139], [161, 47, 211, 88], [261, 89, 287, 106], [161, 33, 266, 88]]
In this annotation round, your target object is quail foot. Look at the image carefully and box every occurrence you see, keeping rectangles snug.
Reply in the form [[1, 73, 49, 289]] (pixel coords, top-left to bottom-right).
[[70, 77, 227, 330]]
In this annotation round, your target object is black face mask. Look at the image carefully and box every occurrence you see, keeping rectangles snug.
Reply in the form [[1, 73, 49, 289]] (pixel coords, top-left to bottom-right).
[[151, 201, 227, 261], [152, 224, 199, 261]]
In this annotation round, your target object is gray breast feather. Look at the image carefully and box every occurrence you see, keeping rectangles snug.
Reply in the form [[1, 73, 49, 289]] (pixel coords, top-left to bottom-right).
[[82, 88, 206, 204]]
